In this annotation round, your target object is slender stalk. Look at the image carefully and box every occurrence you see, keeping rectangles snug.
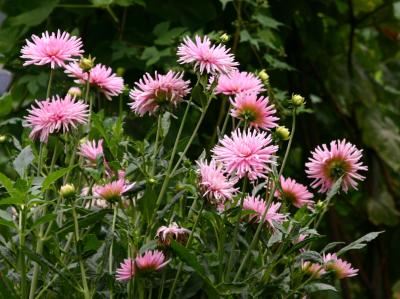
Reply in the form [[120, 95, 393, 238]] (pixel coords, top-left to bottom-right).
[[278, 109, 296, 178], [150, 114, 162, 176], [19, 206, 27, 298], [109, 205, 118, 299], [46, 69, 54, 99], [157, 270, 167, 299], [220, 102, 232, 137], [85, 74, 92, 127]]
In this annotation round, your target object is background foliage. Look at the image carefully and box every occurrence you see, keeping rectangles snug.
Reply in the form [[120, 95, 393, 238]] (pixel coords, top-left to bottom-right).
[[0, 0, 399, 298]]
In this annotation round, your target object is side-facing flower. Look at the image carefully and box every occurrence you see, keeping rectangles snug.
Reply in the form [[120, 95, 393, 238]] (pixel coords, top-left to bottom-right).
[[323, 253, 358, 279], [302, 261, 326, 278], [93, 178, 134, 203], [156, 222, 191, 246], [305, 139, 368, 193], [243, 195, 286, 229], [79, 139, 104, 164], [275, 176, 314, 209], [116, 258, 135, 281], [135, 250, 169, 271], [213, 70, 264, 96]]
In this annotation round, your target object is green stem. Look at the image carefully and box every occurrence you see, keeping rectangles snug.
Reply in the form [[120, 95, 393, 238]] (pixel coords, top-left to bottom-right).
[[109, 205, 118, 299], [151, 114, 162, 176], [46, 69, 54, 99], [220, 102, 232, 138], [19, 206, 27, 298], [157, 270, 167, 299], [278, 109, 296, 178]]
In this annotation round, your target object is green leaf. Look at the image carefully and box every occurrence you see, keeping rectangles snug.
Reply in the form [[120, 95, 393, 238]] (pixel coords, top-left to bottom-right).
[[326, 177, 343, 202], [90, 0, 112, 7], [337, 231, 383, 256], [42, 166, 75, 191], [304, 282, 337, 293], [394, 1, 400, 19], [30, 213, 57, 231], [13, 146, 34, 178], [0, 196, 24, 205], [138, 185, 156, 224], [0, 93, 13, 117], [0, 173, 14, 193], [161, 112, 171, 138], [9, 0, 59, 27], [57, 210, 109, 237], [367, 191, 400, 226], [253, 14, 283, 29]]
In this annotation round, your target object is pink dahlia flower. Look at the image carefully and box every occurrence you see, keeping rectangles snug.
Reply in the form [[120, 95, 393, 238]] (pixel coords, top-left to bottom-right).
[[275, 176, 314, 209], [305, 139, 367, 193], [116, 258, 135, 281], [323, 253, 358, 279], [177, 35, 238, 74], [79, 139, 104, 164], [156, 222, 191, 246], [24, 95, 89, 143], [129, 71, 191, 116], [135, 250, 169, 271], [21, 30, 83, 69], [302, 261, 326, 278], [197, 159, 238, 210], [213, 70, 265, 96], [212, 129, 278, 180], [93, 178, 135, 203], [65, 62, 124, 100], [243, 195, 286, 228], [230, 93, 278, 131]]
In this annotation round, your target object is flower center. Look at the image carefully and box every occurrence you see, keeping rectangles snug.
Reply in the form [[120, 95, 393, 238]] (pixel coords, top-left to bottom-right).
[[324, 158, 349, 180], [239, 108, 257, 122]]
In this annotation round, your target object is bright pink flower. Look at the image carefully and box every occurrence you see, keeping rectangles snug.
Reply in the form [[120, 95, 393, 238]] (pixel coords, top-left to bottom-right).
[[79, 139, 104, 164], [213, 70, 265, 95], [177, 35, 238, 74], [93, 178, 135, 203], [65, 62, 124, 100], [116, 258, 135, 281], [212, 129, 278, 180], [302, 261, 326, 278], [21, 30, 83, 69], [275, 176, 314, 209], [305, 140, 367, 193], [243, 195, 286, 228], [129, 71, 191, 116], [197, 159, 238, 209], [24, 95, 89, 143], [323, 253, 358, 279], [135, 250, 169, 271], [230, 93, 278, 131], [156, 222, 191, 246]]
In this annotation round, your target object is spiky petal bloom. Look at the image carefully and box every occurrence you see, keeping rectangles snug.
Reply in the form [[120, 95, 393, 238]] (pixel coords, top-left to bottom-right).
[[305, 140, 367, 193], [213, 70, 265, 96], [24, 95, 89, 143], [230, 93, 278, 131], [156, 222, 191, 246], [135, 250, 169, 271], [177, 35, 238, 74], [302, 261, 326, 278], [93, 178, 134, 203], [243, 195, 286, 228], [65, 62, 124, 100], [323, 253, 358, 279], [79, 139, 104, 164], [116, 258, 135, 281], [129, 71, 191, 116], [275, 176, 314, 209], [212, 129, 278, 180], [21, 30, 83, 69]]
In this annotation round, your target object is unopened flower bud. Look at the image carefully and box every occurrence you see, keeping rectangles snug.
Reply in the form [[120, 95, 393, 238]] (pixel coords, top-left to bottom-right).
[[291, 94, 305, 107], [219, 33, 230, 43], [79, 137, 88, 144], [116, 67, 125, 77], [60, 184, 76, 199], [0, 135, 6, 143], [315, 200, 325, 210], [276, 126, 290, 141], [258, 69, 269, 83], [79, 55, 95, 72], [148, 177, 156, 185], [68, 87, 82, 97]]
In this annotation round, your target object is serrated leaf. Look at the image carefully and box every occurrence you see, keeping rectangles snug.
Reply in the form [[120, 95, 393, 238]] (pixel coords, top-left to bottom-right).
[[337, 231, 383, 256]]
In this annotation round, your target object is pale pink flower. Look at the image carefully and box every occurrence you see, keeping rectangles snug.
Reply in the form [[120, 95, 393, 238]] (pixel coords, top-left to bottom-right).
[[197, 159, 238, 209], [177, 35, 238, 74], [156, 222, 191, 246], [213, 70, 265, 95], [302, 261, 326, 278], [79, 139, 104, 164], [21, 30, 83, 69], [323, 253, 358, 279], [275, 176, 314, 209], [93, 178, 135, 203], [116, 258, 135, 281], [129, 71, 191, 116], [230, 93, 278, 131], [65, 62, 124, 100], [212, 129, 278, 180], [243, 195, 286, 228], [305, 140, 367, 193], [135, 250, 169, 271], [24, 95, 89, 142]]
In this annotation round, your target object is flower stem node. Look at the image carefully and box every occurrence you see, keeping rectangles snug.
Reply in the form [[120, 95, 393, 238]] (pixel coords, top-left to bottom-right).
[[79, 55, 96, 72], [275, 126, 290, 141], [60, 184, 76, 199], [258, 69, 269, 84], [219, 33, 230, 43], [291, 94, 305, 107]]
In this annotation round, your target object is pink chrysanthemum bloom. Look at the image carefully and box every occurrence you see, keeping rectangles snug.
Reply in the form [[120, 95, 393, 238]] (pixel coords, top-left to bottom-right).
[[116, 258, 135, 281], [78, 139, 104, 164], [323, 253, 358, 279], [275, 176, 314, 209], [24, 95, 89, 143], [230, 93, 278, 131], [21, 30, 83, 69], [129, 71, 191, 116], [302, 261, 326, 278], [305, 139, 368, 193], [65, 62, 124, 100], [177, 35, 238, 74], [156, 222, 191, 246], [197, 159, 238, 210], [93, 178, 135, 203], [135, 250, 170, 272], [212, 70, 265, 96], [243, 195, 286, 228], [212, 129, 278, 180]]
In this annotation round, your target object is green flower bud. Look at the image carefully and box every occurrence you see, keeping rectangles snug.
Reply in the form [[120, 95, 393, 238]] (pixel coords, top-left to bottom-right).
[[276, 126, 290, 141], [258, 69, 269, 83], [60, 184, 76, 199], [79, 55, 95, 72], [291, 94, 305, 107], [0, 135, 6, 143], [116, 67, 125, 77], [219, 33, 230, 43]]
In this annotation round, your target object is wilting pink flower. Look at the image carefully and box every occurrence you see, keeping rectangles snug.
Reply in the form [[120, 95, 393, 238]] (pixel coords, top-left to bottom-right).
[[177, 35, 238, 74], [243, 195, 286, 228], [213, 70, 265, 96], [275, 176, 314, 209], [116, 258, 135, 281], [21, 30, 83, 69], [302, 261, 326, 278], [197, 159, 238, 210], [323, 253, 358, 279], [93, 178, 135, 203], [212, 129, 278, 180], [305, 140, 367, 193], [65, 62, 124, 100], [129, 71, 191, 116], [79, 139, 104, 164], [156, 222, 191, 246], [24, 95, 89, 142], [230, 93, 278, 131], [135, 250, 169, 271]]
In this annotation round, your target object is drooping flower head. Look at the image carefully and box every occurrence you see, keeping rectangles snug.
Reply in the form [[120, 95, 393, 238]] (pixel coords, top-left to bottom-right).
[[197, 159, 238, 210], [156, 222, 191, 246], [243, 195, 286, 229], [212, 129, 278, 180], [230, 93, 278, 131], [116, 258, 135, 281], [177, 35, 238, 74], [275, 176, 314, 209], [135, 250, 169, 272], [79, 139, 104, 164], [93, 178, 134, 203], [65, 62, 124, 100], [302, 261, 326, 278], [21, 30, 83, 69], [24, 95, 89, 143], [129, 71, 191, 116], [305, 140, 367, 193], [323, 253, 358, 279], [213, 70, 265, 96]]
